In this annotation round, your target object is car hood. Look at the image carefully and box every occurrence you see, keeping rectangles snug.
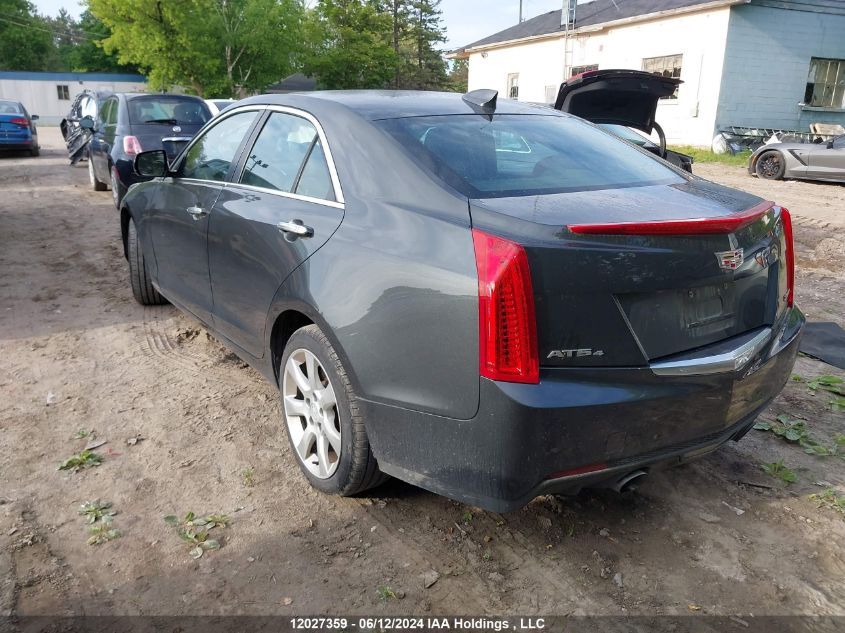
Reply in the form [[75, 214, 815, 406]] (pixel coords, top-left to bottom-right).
[[553, 69, 681, 134]]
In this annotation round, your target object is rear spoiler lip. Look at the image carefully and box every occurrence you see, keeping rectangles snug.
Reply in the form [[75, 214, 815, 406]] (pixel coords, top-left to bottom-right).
[[566, 200, 776, 235]]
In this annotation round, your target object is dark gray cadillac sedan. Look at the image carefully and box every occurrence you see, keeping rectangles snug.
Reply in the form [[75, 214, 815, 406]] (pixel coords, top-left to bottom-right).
[[121, 90, 803, 512]]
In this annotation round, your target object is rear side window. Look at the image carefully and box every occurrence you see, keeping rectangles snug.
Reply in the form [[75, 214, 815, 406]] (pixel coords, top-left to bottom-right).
[[181, 110, 258, 182], [377, 114, 682, 198], [240, 111, 335, 201], [128, 97, 211, 125]]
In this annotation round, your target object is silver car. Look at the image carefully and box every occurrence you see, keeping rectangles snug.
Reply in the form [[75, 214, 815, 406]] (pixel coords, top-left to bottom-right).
[[749, 135, 845, 183]]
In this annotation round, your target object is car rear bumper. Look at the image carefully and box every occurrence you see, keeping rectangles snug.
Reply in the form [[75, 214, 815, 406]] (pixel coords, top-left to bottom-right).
[[363, 306, 804, 512], [0, 139, 34, 150]]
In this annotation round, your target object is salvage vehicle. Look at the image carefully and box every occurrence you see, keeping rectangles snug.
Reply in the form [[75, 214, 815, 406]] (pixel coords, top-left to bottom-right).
[[749, 134, 845, 184], [60, 90, 106, 163], [0, 99, 39, 156], [121, 90, 803, 512], [554, 69, 694, 173], [81, 93, 212, 207]]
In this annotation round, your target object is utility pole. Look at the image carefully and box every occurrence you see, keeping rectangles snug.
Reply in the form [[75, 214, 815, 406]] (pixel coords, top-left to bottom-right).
[[519, 0, 523, 22], [561, 0, 576, 79]]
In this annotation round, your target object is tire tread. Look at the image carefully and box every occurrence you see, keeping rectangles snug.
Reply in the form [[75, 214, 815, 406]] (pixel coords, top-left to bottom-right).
[[127, 219, 165, 305]]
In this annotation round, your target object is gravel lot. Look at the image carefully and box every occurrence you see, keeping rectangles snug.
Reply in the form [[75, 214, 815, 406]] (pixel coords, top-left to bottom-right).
[[1, 129, 844, 620]]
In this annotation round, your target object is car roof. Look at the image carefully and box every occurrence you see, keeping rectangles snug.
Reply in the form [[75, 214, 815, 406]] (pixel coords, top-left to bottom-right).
[[239, 90, 560, 121], [121, 93, 206, 101]]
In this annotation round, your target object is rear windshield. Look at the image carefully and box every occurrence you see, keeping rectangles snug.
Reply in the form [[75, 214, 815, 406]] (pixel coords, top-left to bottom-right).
[[0, 100, 23, 114], [128, 96, 211, 126], [377, 114, 682, 198]]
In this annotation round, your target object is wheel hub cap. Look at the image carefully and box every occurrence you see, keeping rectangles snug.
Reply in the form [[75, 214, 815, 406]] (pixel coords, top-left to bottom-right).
[[282, 348, 341, 479]]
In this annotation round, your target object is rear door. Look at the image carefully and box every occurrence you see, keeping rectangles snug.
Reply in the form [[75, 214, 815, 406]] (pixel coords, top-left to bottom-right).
[[149, 109, 261, 323], [208, 108, 344, 357], [91, 97, 116, 178]]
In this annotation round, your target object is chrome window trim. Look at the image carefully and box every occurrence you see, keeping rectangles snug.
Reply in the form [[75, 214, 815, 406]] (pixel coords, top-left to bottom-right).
[[224, 181, 345, 210]]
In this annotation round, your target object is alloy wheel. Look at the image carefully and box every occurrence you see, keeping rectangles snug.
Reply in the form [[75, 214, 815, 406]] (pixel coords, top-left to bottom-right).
[[758, 154, 782, 179], [282, 348, 341, 479]]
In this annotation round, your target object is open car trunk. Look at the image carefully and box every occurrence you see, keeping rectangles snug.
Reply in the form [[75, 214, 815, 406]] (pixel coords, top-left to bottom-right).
[[553, 69, 680, 134]]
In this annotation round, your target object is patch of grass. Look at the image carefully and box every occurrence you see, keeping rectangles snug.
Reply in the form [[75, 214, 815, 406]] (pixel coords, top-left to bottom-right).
[[761, 459, 797, 484], [242, 467, 255, 487], [668, 145, 751, 166], [78, 500, 116, 524], [164, 511, 229, 559], [376, 585, 397, 601], [754, 415, 833, 456], [58, 449, 103, 472], [810, 488, 845, 515]]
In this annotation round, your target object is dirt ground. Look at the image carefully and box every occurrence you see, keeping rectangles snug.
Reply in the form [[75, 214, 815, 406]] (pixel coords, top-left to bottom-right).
[[1, 128, 844, 621]]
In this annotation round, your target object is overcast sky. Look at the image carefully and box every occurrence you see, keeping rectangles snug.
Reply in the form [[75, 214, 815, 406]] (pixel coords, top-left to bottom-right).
[[33, 0, 567, 49]]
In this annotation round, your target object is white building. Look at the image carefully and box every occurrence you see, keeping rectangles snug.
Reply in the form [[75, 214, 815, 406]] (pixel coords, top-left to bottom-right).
[[450, 0, 845, 147], [0, 71, 147, 125]]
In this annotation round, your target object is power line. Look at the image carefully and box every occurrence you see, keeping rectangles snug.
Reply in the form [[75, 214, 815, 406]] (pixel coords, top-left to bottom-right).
[[0, 14, 97, 42]]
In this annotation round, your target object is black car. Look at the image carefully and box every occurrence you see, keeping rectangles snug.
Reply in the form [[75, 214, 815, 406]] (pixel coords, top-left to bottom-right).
[[554, 69, 694, 173], [82, 93, 212, 207], [121, 90, 803, 512]]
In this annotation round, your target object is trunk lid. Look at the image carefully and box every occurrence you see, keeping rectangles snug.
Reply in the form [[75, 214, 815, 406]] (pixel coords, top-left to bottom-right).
[[554, 69, 680, 133], [470, 179, 791, 368], [0, 113, 31, 142], [130, 123, 205, 155]]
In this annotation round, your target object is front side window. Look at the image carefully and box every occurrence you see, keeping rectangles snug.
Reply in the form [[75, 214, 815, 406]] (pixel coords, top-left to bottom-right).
[[642, 54, 682, 98], [181, 111, 258, 182], [240, 111, 335, 201], [378, 114, 682, 199], [805, 58, 845, 108]]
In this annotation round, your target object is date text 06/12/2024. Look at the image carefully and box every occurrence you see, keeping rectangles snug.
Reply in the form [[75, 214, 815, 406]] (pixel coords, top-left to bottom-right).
[[289, 617, 547, 631]]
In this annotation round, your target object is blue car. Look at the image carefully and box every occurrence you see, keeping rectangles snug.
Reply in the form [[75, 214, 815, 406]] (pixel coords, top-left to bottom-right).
[[0, 99, 39, 156]]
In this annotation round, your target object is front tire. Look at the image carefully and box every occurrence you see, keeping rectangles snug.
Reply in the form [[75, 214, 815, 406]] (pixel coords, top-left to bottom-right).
[[280, 325, 387, 495], [755, 150, 786, 180], [89, 153, 107, 191], [127, 218, 165, 305]]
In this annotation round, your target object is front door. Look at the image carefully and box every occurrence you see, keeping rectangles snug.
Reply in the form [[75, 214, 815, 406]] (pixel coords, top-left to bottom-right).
[[807, 135, 845, 180], [208, 109, 344, 357], [149, 109, 260, 323]]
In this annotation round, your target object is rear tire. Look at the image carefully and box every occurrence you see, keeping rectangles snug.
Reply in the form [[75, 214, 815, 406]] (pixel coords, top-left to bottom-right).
[[280, 324, 388, 496], [30, 146, 39, 157], [127, 218, 165, 305], [110, 168, 123, 209], [755, 150, 786, 180], [89, 153, 107, 191]]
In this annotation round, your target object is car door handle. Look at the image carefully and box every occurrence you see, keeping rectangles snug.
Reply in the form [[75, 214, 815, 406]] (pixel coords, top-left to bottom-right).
[[278, 220, 314, 237], [186, 206, 208, 220]]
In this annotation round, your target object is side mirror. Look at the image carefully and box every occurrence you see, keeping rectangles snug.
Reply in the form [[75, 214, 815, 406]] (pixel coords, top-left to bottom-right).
[[134, 149, 169, 178], [79, 115, 95, 130], [31, 114, 39, 121]]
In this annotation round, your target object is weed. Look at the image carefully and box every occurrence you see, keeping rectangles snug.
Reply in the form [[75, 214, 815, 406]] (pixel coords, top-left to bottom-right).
[[805, 375, 845, 410], [242, 467, 255, 487], [78, 500, 116, 524], [482, 549, 492, 562], [376, 585, 397, 601], [72, 429, 94, 440], [754, 415, 836, 456], [761, 459, 797, 484], [462, 511, 473, 524], [164, 511, 229, 559], [87, 517, 121, 545], [58, 450, 103, 472], [810, 488, 845, 515], [566, 523, 576, 538]]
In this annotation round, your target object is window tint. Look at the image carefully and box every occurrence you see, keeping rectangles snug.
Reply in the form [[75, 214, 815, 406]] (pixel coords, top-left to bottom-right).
[[295, 140, 335, 201], [181, 111, 258, 182], [241, 112, 323, 195], [378, 114, 682, 199], [129, 96, 211, 125], [98, 99, 112, 125]]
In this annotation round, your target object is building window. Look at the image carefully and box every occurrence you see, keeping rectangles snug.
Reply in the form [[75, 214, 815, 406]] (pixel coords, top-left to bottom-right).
[[507, 73, 519, 100], [805, 58, 845, 108], [544, 85, 557, 104], [56, 85, 70, 100], [570, 64, 598, 77], [642, 54, 682, 98]]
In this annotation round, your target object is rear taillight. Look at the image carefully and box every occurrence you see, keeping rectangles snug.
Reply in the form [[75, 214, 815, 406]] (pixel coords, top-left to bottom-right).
[[472, 228, 539, 384], [123, 136, 143, 156], [10, 117, 29, 127], [567, 200, 774, 235], [780, 207, 794, 307]]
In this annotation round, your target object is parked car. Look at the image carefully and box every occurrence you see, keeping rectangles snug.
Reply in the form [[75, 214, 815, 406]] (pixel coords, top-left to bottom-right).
[[749, 135, 845, 183], [82, 93, 212, 207], [206, 98, 236, 115], [121, 90, 803, 512], [554, 69, 694, 173], [0, 99, 39, 156], [60, 89, 109, 163]]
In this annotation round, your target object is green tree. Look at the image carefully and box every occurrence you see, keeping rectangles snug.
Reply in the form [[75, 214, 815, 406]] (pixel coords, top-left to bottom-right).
[[400, 0, 447, 89], [67, 11, 140, 73], [89, 0, 303, 96], [0, 0, 54, 71], [303, 0, 398, 89], [446, 57, 467, 93]]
